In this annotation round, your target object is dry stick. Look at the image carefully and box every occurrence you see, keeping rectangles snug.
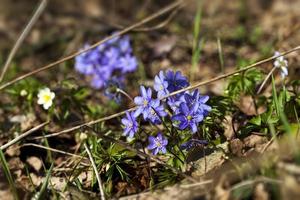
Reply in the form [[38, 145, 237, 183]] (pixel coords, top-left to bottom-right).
[[85, 126, 198, 183], [0, 121, 48, 150], [83, 143, 106, 200], [111, 5, 182, 32], [33, 45, 300, 140], [229, 176, 282, 192], [0, 0, 48, 82], [261, 132, 280, 153], [256, 66, 277, 94], [0, 0, 183, 91], [20, 143, 85, 159]]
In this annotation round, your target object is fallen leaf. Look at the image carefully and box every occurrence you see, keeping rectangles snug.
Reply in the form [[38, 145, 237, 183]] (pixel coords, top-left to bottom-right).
[[243, 135, 268, 149], [6, 145, 20, 157], [229, 138, 244, 157], [26, 156, 42, 172]]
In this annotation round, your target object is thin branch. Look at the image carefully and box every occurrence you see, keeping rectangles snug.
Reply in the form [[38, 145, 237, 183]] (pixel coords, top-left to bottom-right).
[[84, 143, 106, 200], [111, 5, 182, 32], [0, 0, 184, 91], [20, 143, 85, 159], [33, 45, 300, 139], [168, 45, 300, 97], [261, 132, 279, 153], [229, 176, 282, 192], [0, 0, 48, 82], [179, 179, 213, 188], [0, 121, 49, 150], [256, 66, 277, 94]]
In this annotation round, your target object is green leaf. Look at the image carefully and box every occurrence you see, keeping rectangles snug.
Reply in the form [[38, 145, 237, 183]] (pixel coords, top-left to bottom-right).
[[250, 115, 261, 126]]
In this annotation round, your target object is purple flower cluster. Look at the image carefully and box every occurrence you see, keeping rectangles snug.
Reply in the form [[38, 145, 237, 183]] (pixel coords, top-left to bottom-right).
[[75, 35, 138, 89], [121, 70, 211, 155], [171, 90, 211, 133]]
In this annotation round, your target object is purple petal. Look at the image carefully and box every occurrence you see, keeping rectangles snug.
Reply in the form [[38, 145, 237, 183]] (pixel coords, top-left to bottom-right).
[[134, 96, 144, 105]]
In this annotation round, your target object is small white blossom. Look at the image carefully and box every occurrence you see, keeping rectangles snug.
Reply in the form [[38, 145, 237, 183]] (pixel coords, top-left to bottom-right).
[[37, 87, 55, 110], [20, 89, 28, 96], [273, 51, 288, 79]]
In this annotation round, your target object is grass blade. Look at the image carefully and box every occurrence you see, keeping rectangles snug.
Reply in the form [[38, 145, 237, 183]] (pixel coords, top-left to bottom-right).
[[190, 1, 203, 81], [0, 149, 19, 200], [34, 163, 54, 200]]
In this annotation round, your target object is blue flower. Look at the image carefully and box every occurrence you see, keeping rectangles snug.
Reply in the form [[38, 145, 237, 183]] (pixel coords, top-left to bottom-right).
[[181, 139, 208, 150], [183, 90, 211, 117], [104, 47, 120, 64], [119, 35, 132, 53], [104, 77, 124, 103], [172, 102, 204, 133], [154, 71, 169, 99], [167, 96, 182, 113], [273, 51, 288, 79], [147, 100, 167, 124], [134, 86, 155, 120], [75, 34, 138, 89], [75, 44, 99, 75], [147, 133, 168, 155], [121, 112, 138, 138], [165, 70, 189, 93], [116, 54, 138, 73], [90, 67, 113, 89]]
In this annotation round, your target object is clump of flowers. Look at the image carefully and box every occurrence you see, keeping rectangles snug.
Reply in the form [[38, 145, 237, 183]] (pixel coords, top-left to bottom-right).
[[75, 34, 138, 97], [273, 51, 288, 79], [121, 70, 211, 156], [37, 87, 55, 110]]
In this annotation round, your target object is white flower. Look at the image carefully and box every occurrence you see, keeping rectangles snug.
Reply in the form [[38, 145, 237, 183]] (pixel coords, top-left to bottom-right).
[[20, 89, 28, 96], [37, 87, 55, 110], [273, 51, 288, 79]]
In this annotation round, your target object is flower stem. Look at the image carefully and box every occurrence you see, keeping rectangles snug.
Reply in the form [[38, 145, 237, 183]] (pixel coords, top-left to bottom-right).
[[117, 88, 134, 102]]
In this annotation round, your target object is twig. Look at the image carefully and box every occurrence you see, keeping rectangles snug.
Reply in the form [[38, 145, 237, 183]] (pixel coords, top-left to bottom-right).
[[20, 143, 85, 159], [0, 0, 48, 82], [0, 121, 48, 150], [33, 45, 300, 139], [110, 6, 182, 32], [179, 179, 213, 188], [261, 132, 280, 153], [168, 45, 300, 97], [256, 66, 277, 94], [229, 176, 282, 192], [84, 143, 106, 200], [0, 0, 183, 91], [32, 107, 137, 139]]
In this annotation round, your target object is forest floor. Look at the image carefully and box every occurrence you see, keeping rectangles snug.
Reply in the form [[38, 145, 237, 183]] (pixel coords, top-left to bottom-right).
[[0, 0, 300, 199]]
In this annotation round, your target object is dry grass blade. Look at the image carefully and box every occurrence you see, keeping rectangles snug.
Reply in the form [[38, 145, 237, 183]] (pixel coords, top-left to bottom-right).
[[20, 143, 85, 159], [33, 45, 300, 139], [0, 0, 48, 82], [84, 143, 106, 200], [0, 0, 184, 91], [0, 121, 49, 150]]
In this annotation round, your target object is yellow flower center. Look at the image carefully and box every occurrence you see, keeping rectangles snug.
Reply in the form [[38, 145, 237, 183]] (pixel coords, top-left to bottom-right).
[[187, 115, 192, 121], [155, 139, 161, 147], [43, 94, 51, 103], [143, 100, 148, 106]]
